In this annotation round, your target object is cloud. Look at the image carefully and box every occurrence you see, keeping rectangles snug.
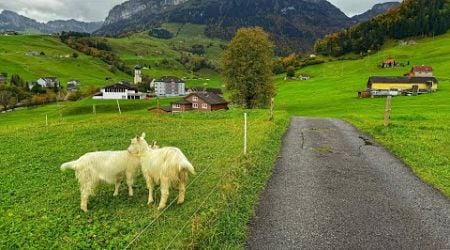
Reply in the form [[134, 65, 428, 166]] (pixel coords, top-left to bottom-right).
[[0, 0, 126, 22], [328, 0, 401, 17]]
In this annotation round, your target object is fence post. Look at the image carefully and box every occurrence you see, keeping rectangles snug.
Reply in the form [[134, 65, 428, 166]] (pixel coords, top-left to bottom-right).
[[384, 96, 392, 127], [244, 113, 247, 155], [117, 99, 122, 115], [269, 97, 274, 121], [93, 104, 96, 115], [45, 114, 48, 127]]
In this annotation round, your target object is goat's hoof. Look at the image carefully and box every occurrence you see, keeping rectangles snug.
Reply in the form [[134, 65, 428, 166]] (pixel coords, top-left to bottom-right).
[[147, 200, 154, 205], [113, 193, 119, 197], [177, 199, 184, 205], [157, 205, 165, 210], [81, 207, 88, 213]]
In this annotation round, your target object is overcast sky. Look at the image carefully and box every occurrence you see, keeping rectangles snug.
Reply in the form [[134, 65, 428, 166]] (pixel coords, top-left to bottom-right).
[[0, 0, 401, 23]]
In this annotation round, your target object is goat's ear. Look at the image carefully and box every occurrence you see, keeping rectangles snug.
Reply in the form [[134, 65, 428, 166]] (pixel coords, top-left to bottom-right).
[[141, 132, 146, 139], [151, 141, 157, 147]]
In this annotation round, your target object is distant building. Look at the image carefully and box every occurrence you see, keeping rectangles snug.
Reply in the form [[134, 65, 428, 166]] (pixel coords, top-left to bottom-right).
[[67, 80, 79, 92], [382, 59, 396, 68], [134, 65, 142, 84], [93, 82, 146, 100], [299, 74, 311, 80], [405, 66, 433, 77], [36, 77, 60, 89], [1, 30, 19, 36], [367, 76, 438, 96], [26, 51, 40, 56], [154, 76, 185, 97], [186, 87, 223, 96]]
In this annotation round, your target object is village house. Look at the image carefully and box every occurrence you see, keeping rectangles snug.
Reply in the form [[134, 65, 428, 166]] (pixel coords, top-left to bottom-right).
[[34, 77, 60, 89], [366, 76, 438, 96], [26, 51, 40, 56], [381, 58, 396, 68], [404, 65, 433, 77], [149, 91, 228, 113], [93, 82, 146, 100], [299, 74, 311, 80], [154, 76, 185, 97], [66, 80, 79, 92], [1, 30, 19, 36]]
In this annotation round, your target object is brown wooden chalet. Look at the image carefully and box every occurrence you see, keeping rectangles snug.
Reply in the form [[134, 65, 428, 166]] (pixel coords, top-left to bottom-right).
[[148, 91, 228, 114]]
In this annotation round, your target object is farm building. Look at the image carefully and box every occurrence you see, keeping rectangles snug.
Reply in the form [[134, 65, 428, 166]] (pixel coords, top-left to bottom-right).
[[154, 76, 185, 97], [93, 82, 145, 100], [404, 66, 433, 77], [367, 76, 438, 96], [381, 59, 396, 68], [172, 92, 228, 113], [149, 91, 228, 113], [66, 80, 79, 92], [36, 77, 60, 89]]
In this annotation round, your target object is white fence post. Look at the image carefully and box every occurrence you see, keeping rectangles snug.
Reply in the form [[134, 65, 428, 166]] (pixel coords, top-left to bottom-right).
[[244, 113, 247, 155], [45, 114, 48, 127]]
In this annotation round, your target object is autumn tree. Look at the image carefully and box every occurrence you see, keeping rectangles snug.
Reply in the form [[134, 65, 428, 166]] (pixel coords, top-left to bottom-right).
[[221, 27, 275, 109]]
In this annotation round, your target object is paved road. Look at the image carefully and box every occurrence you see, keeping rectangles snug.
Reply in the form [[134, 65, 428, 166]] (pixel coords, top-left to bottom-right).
[[247, 117, 450, 249]]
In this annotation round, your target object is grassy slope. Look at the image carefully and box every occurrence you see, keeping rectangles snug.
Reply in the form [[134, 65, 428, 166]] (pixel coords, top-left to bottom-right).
[[107, 23, 227, 88], [276, 33, 450, 196], [0, 35, 129, 89], [0, 100, 289, 249]]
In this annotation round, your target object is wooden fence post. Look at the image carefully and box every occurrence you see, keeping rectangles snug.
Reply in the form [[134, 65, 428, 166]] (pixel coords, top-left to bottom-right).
[[244, 113, 247, 155], [117, 99, 122, 115], [269, 97, 274, 121], [384, 96, 392, 127]]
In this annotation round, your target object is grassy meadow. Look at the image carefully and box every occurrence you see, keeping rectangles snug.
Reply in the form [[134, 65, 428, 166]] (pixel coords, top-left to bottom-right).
[[0, 100, 289, 248], [276, 33, 450, 197], [0, 35, 129, 89], [0, 26, 450, 248]]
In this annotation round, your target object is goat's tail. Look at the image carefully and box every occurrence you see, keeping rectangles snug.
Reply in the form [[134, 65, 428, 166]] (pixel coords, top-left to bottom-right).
[[180, 159, 196, 175], [60, 160, 79, 171]]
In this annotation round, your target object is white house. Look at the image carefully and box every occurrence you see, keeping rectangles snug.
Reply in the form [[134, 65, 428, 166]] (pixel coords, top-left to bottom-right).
[[154, 76, 185, 97], [93, 82, 146, 100], [33, 77, 60, 89]]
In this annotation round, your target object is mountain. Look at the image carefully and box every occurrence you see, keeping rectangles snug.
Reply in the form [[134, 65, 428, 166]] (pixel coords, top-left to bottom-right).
[[315, 0, 450, 57], [352, 2, 401, 22], [0, 10, 103, 33], [96, 0, 353, 54], [97, 0, 188, 35]]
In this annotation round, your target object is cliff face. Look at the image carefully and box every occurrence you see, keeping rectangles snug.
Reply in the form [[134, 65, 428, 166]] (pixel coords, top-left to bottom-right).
[[98, 0, 188, 35], [96, 0, 353, 54]]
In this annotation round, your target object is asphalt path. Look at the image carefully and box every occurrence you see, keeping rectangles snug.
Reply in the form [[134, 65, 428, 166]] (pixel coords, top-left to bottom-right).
[[247, 117, 450, 249]]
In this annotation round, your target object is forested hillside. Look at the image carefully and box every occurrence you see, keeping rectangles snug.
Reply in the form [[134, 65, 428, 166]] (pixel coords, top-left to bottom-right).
[[315, 0, 450, 56]]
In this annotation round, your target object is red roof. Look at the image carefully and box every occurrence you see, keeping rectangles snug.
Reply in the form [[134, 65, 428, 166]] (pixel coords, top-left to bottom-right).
[[412, 66, 433, 72]]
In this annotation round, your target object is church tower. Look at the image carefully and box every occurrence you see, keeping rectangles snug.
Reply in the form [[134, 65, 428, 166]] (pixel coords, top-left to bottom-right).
[[134, 65, 142, 84]]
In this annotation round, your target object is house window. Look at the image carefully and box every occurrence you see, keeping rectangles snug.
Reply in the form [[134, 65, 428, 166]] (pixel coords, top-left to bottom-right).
[[193, 103, 198, 108], [202, 103, 208, 109], [193, 96, 198, 101]]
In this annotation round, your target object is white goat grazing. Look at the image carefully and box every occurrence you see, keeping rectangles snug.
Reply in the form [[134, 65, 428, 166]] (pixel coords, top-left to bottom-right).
[[128, 133, 196, 210], [60, 150, 140, 212]]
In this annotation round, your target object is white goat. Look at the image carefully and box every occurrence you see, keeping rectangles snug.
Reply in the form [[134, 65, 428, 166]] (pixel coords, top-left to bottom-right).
[[60, 150, 141, 212], [128, 133, 196, 210]]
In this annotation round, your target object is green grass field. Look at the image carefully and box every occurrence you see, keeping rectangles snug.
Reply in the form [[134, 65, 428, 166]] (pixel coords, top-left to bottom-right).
[[107, 23, 226, 88], [0, 35, 129, 89], [1, 28, 449, 248], [0, 100, 289, 248], [275, 33, 450, 197]]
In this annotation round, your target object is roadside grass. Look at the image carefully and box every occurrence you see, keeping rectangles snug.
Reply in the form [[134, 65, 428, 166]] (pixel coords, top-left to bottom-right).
[[0, 35, 129, 89], [276, 33, 450, 197], [0, 100, 289, 249]]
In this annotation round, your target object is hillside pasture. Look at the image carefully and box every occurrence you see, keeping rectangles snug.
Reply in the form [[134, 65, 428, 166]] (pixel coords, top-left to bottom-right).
[[0, 100, 289, 249], [0, 35, 129, 89]]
